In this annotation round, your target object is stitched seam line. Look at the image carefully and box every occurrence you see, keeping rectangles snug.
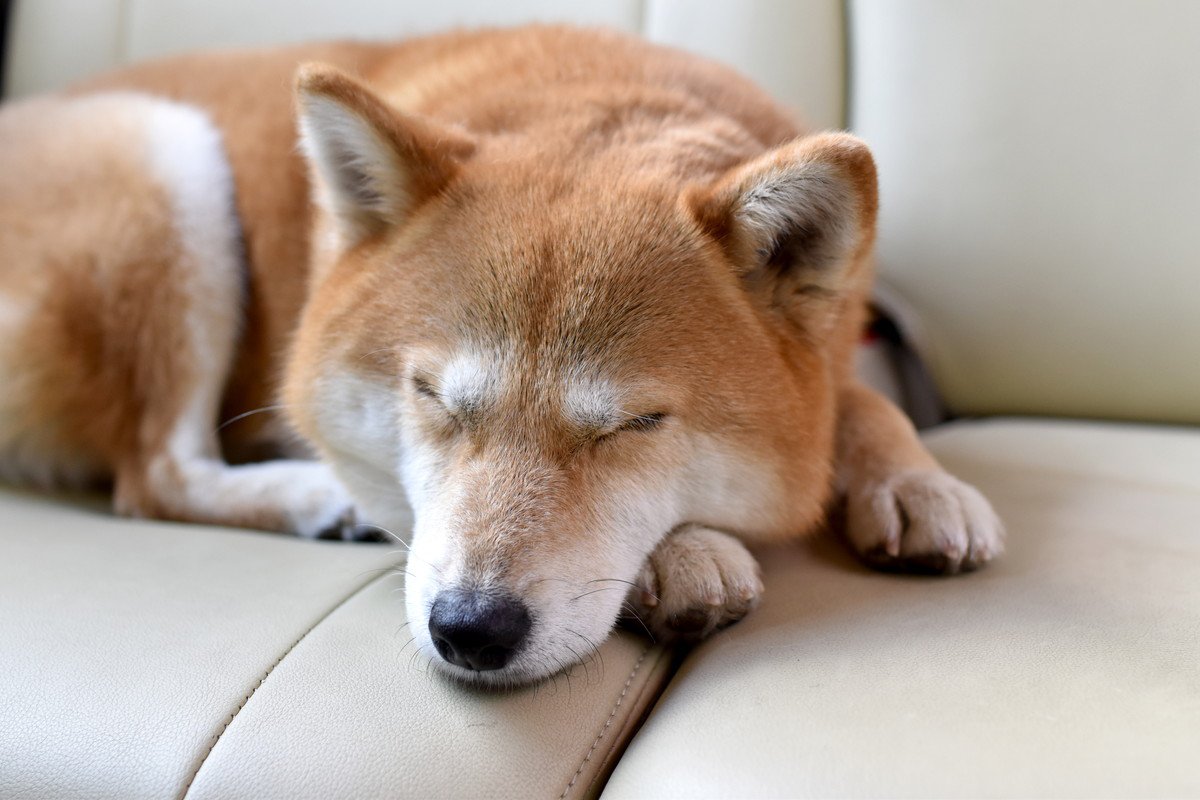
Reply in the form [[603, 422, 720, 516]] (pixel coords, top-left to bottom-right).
[[581, 646, 673, 799], [178, 566, 399, 799], [560, 646, 651, 799]]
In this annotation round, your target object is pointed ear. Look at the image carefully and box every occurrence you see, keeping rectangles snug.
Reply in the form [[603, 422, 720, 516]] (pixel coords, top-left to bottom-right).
[[688, 133, 877, 330], [295, 63, 475, 246]]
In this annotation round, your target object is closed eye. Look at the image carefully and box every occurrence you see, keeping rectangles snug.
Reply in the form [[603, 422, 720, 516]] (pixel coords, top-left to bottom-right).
[[594, 412, 667, 445], [620, 412, 667, 432], [411, 374, 468, 432], [412, 375, 440, 400]]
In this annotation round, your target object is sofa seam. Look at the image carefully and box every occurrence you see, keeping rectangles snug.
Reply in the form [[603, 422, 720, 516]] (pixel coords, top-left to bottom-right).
[[560, 645, 652, 799], [581, 645, 674, 799], [177, 564, 401, 799]]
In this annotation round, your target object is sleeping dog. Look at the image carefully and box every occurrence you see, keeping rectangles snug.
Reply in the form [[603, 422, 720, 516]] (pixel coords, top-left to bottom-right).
[[0, 26, 1002, 685]]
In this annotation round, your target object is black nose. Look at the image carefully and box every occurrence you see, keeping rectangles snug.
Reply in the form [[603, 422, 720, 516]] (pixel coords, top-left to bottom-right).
[[428, 588, 532, 671]]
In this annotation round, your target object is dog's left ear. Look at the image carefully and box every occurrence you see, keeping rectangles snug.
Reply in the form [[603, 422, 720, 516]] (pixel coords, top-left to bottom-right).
[[295, 63, 476, 248], [688, 133, 877, 333]]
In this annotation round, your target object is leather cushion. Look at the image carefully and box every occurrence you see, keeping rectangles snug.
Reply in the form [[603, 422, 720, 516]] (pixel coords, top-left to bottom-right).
[[603, 418, 1200, 797], [0, 489, 670, 799]]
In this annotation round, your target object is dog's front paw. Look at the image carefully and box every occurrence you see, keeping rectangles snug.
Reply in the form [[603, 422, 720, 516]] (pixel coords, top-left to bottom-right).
[[625, 525, 763, 642], [845, 469, 1004, 574]]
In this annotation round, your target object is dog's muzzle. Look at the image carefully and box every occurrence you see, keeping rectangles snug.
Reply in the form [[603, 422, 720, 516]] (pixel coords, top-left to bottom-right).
[[428, 587, 532, 671]]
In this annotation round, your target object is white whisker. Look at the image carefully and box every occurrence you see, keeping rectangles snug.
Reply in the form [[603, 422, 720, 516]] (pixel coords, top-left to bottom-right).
[[215, 403, 291, 433]]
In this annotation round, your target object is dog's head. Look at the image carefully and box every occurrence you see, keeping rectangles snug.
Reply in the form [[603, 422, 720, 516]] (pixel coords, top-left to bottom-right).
[[285, 65, 877, 686]]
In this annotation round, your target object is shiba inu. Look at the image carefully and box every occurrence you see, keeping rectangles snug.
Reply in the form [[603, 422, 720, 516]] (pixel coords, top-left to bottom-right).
[[0, 26, 1003, 685]]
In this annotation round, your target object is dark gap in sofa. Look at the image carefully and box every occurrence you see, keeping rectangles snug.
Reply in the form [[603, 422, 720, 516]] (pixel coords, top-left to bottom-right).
[[0, 0, 11, 99]]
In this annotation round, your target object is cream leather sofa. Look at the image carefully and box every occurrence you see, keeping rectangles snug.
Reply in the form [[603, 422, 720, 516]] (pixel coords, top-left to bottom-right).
[[3, 2, 1198, 797]]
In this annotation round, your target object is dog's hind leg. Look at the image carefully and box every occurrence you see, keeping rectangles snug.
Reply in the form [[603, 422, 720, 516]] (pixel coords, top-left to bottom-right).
[[105, 96, 361, 539], [8, 93, 356, 537], [1, 94, 355, 536]]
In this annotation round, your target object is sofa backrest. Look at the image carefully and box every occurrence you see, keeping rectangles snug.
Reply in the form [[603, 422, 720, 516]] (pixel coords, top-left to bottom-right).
[[851, 0, 1200, 425], [5, 0, 1197, 426], [1, 0, 844, 129]]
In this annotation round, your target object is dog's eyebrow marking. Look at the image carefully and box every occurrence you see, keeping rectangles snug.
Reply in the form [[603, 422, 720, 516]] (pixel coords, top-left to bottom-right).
[[563, 376, 622, 432], [439, 351, 502, 419]]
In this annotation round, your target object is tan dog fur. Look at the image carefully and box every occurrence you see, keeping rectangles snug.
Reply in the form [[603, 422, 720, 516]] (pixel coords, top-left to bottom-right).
[[0, 26, 1002, 685]]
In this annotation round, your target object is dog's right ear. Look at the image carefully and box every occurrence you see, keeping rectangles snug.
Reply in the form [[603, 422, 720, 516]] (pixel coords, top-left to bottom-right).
[[295, 64, 476, 247]]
